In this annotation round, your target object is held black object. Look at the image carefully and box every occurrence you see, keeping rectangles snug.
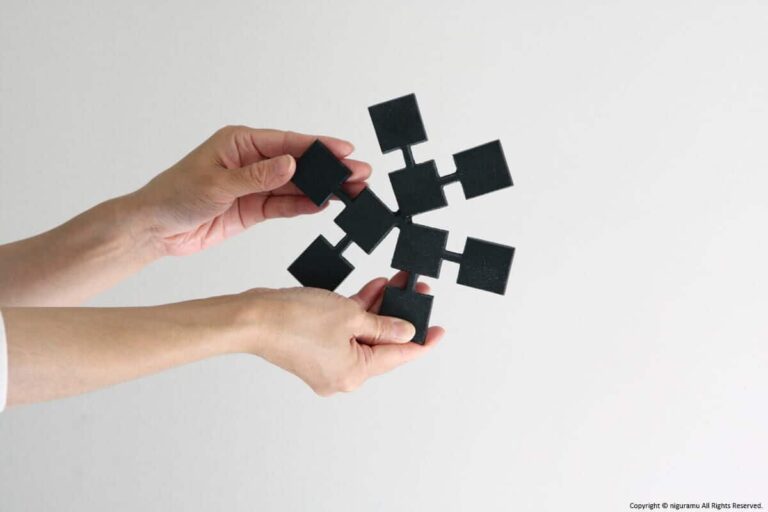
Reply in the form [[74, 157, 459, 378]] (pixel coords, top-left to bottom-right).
[[287, 94, 515, 343]]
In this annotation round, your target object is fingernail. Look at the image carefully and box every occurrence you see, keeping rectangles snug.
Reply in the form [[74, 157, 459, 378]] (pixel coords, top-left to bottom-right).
[[279, 154, 295, 173], [393, 319, 415, 341]]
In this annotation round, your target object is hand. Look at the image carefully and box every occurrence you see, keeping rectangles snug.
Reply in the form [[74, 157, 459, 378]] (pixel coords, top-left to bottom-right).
[[129, 126, 372, 256], [242, 272, 445, 396], [2, 272, 444, 405]]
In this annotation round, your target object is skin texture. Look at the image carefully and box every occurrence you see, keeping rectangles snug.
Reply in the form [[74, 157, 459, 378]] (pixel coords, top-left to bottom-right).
[[0, 126, 444, 406]]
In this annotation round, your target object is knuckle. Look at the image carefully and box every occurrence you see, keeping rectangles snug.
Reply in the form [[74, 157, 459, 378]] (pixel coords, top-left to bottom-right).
[[215, 125, 237, 139], [372, 317, 385, 343], [246, 162, 269, 190]]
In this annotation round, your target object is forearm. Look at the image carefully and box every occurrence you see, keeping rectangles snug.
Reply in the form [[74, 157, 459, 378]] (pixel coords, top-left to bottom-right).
[[2, 298, 246, 406], [0, 195, 160, 306], [0, 279, 439, 407]]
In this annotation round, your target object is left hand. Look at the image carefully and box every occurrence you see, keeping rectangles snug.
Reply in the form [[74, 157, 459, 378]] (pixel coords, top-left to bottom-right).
[[239, 271, 444, 396], [127, 125, 371, 256]]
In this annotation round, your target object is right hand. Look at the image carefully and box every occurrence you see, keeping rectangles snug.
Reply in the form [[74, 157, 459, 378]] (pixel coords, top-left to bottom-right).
[[234, 272, 444, 396]]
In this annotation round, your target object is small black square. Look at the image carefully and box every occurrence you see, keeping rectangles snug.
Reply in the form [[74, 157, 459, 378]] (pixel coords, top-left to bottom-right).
[[379, 286, 433, 344], [456, 237, 514, 295], [391, 223, 448, 278], [288, 235, 354, 291], [368, 93, 428, 153], [453, 140, 513, 199], [389, 160, 448, 216], [334, 188, 397, 254], [292, 140, 351, 206]]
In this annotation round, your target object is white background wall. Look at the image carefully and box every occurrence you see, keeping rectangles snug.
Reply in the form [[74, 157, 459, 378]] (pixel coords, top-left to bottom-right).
[[1, 1, 767, 510]]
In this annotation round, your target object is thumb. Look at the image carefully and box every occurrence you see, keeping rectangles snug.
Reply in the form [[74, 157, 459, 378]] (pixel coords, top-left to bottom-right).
[[226, 154, 295, 196], [356, 312, 416, 345]]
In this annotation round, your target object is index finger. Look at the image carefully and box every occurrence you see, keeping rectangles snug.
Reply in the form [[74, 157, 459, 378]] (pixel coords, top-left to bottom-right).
[[245, 128, 355, 159]]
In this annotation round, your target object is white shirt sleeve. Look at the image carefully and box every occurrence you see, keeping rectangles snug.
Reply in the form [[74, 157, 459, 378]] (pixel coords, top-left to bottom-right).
[[0, 310, 7, 412]]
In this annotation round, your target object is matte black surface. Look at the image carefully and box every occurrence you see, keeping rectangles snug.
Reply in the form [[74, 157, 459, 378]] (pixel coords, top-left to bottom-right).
[[456, 237, 515, 295], [292, 140, 351, 206], [379, 286, 433, 344], [288, 95, 516, 344], [287, 235, 353, 291], [391, 223, 448, 278], [368, 94, 427, 153], [389, 160, 448, 215], [334, 188, 397, 254], [453, 140, 513, 199]]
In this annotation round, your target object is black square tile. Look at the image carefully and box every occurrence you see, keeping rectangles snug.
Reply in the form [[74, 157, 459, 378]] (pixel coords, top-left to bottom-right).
[[334, 188, 397, 254], [379, 286, 433, 344], [389, 160, 448, 216], [453, 140, 513, 199], [368, 93, 428, 153], [391, 223, 448, 278], [288, 235, 354, 291], [456, 237, 514, 295], [292, 140, 351, 206]]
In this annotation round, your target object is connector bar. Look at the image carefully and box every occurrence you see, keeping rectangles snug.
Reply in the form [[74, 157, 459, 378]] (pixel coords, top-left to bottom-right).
[[438, 171, 459, 186], [442, 250, 463, 264], [334, 233, 352, 253], [401, 145, 416, 168]]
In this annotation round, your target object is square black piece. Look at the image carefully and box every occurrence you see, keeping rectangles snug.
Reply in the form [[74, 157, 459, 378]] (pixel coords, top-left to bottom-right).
[[288, 235, 353, 291], [389, 160, 448, 216], [391, 223, 448, 278], [456, 237, 515, 295], [379, 286, 433, 344], [368, 94, 427, 153], [334, 188, 397, 254], [453, 140, 513, 199], [292, 140, 351, 206]]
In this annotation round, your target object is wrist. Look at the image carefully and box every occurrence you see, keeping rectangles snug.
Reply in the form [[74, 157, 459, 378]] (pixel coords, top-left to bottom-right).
[[217, 290, 281, 357], [162, 292, 275, 358], [160, 298, 247, 359], [108, 193, 166, 264]]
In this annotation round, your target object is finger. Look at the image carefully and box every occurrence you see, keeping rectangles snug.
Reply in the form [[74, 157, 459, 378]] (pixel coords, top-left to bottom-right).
[[356, 312, 416, 345], [334, 182, 367, 201], [270, 178, 366, 199], [257, 195, 326, 221], [350, 277, 388, 309], [367, 326, 445, 376], [243, 128, 354, 159], [225, 155, 296, 197], [414, 282, 431, 295], [340, 159, 372, 182]]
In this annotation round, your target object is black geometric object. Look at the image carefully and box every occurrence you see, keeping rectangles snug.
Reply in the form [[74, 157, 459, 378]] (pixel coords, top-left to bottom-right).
[[287, 93, 515, 343], [456, 238, 515, 295], [287, 235, 353, 291], [368, 93, 427, 153], [389, 160, 447, 215], [334, 188, 397, 254], [391, 223, 448, 278], [292, 140, 352, 206], [454, 140, 513, 199], [379, 286, 433, 345]]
